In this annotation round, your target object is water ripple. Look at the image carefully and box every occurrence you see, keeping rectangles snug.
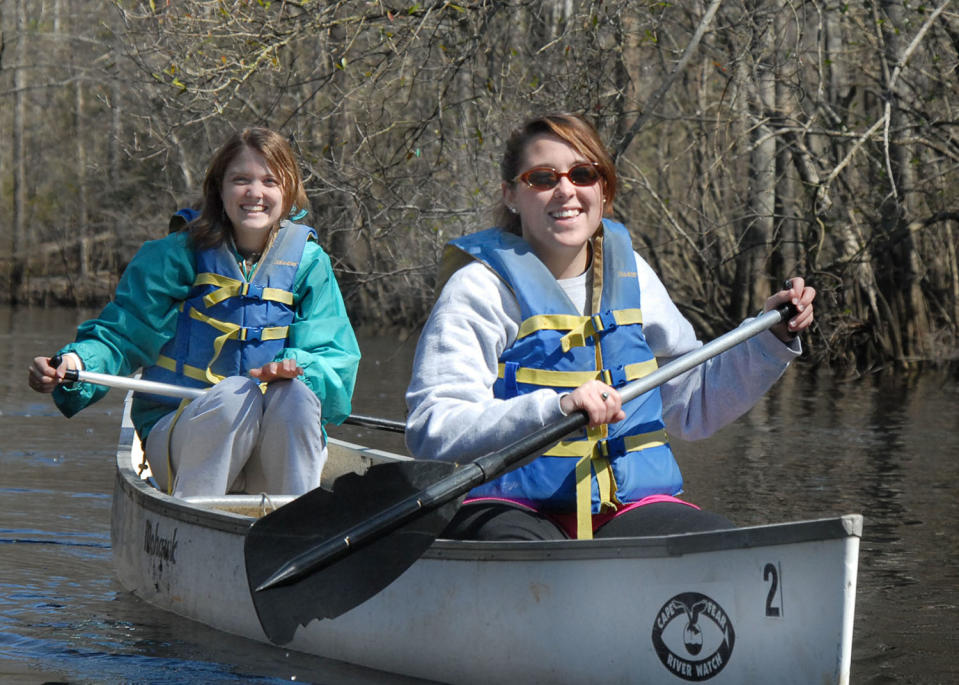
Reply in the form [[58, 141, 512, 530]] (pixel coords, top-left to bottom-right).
[[0, 528, 109, 549]]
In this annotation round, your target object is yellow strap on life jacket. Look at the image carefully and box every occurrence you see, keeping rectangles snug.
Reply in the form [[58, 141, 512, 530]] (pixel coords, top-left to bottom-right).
[[545, 427, 670, 539], [156, 354, 271, 395], [574, 427, 616, 540], [515, 309, 644, 348], [195, 307, 288, 384], [497, 358, 658, 389], [544, 428, 668, 458], [155, 355, 211, 383], [516, 314, 590, 340], [193, 272, 295, 308], [163, 398, 193, 495], [158, 307, 289, 385], [559, 309, 644, 353]]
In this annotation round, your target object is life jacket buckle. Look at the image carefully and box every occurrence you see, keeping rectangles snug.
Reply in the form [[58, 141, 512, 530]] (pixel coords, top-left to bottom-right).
[[503, 360, 520, 398], [600, 436, 628, 458], [605, 365, 628, 387], [593, 309, 618, 333], [240, 283, 265, 299], [240, 326, 264, 341]]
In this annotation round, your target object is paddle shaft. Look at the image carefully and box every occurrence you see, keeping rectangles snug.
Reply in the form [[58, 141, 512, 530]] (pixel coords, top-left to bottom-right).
[[256, 304, 794, 591], [56, 365, 406, 434]]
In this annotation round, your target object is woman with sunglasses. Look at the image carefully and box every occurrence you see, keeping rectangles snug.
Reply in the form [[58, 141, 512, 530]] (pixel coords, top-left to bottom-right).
[[28, 127, 361, 498], [405, 112, 815, 541]]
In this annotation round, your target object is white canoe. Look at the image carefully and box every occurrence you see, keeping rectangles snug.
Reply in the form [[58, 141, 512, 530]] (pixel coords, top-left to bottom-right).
[[111, 398, 861, 684]]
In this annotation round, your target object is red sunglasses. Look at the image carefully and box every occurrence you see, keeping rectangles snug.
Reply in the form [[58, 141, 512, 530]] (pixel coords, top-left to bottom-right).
[[513, 162, 602, 190]]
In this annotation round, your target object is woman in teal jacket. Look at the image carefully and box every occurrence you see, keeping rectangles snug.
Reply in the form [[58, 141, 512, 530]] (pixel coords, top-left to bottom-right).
[[28, 127, 360, 498]]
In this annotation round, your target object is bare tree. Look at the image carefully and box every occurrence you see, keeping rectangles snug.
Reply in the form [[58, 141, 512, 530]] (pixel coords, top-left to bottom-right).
[[10, 0, 26, 303]]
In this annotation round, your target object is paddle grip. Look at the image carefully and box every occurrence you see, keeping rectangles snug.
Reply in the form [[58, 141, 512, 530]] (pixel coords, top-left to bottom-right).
[[47, 354, 80, 384]]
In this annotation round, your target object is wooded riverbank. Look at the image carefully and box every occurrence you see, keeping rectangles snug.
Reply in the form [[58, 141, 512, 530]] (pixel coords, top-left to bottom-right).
[[2, 2, 957, 370]]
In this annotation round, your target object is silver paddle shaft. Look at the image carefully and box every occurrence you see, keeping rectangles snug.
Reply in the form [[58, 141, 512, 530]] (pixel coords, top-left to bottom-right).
[[60, 366, 407, 433], [619, 306, 791, 405], [65, 368, 205, 399]]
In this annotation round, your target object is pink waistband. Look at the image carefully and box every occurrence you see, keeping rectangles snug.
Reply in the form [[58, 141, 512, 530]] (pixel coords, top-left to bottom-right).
[[463, 494, 700, 538]]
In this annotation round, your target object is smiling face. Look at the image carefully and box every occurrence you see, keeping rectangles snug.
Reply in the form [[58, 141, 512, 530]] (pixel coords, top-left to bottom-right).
[[503, 133, 606, 279], [220, 146, 286, 253]]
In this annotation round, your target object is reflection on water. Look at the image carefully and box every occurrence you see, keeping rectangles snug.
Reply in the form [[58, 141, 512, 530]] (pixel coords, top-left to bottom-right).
[[2, 306, 958, 683]]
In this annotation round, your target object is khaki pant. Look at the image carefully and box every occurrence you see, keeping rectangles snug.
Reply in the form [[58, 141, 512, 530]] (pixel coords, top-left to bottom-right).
[[144, 376, 326, 497]]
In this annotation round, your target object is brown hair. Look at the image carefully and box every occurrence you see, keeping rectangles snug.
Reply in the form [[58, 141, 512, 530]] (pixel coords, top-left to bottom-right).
[[495, 113, 616, 234], [186, 127, 309, 249]]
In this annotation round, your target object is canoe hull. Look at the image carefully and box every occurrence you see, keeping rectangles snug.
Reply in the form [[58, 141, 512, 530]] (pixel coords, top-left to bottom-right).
[[111, 416, 859, 684]]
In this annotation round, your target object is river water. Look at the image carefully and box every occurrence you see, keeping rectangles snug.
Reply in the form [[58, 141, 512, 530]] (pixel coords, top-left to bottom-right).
[[1, 305, 957, 683]]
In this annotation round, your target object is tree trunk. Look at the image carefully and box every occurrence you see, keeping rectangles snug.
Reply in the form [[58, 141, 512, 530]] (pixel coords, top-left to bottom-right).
[[732, 7, 776, 320], [11, 0, 27, 303], [876, 0, 931, 365], [69, 0, 89, 279]]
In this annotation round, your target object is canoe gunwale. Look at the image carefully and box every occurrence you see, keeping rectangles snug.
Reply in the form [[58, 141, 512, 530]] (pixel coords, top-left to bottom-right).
[[426, 514, 862, 561]]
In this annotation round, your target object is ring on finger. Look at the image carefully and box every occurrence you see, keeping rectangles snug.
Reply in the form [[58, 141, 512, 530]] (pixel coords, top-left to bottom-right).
[[601, 391, 609, 401]]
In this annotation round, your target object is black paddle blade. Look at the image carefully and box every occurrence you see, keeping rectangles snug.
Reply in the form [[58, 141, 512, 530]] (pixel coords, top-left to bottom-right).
[[244, 459, 461, 645]]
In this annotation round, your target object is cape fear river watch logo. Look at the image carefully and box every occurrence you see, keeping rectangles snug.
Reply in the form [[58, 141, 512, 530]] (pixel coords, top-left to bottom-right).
[[651, 592, 735, 681]]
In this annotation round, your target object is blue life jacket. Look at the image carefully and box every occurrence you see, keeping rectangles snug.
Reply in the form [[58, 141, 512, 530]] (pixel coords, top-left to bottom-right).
[[446, 219, 683, 538], [136, 221, 315, 407]]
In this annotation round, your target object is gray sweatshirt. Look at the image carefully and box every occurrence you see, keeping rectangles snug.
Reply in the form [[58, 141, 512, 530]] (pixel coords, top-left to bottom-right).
[[405, 252, 799, 463]]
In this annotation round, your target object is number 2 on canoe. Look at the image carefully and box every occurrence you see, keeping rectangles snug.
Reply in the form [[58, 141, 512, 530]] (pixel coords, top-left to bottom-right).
[[764, 561, 783, 617]]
